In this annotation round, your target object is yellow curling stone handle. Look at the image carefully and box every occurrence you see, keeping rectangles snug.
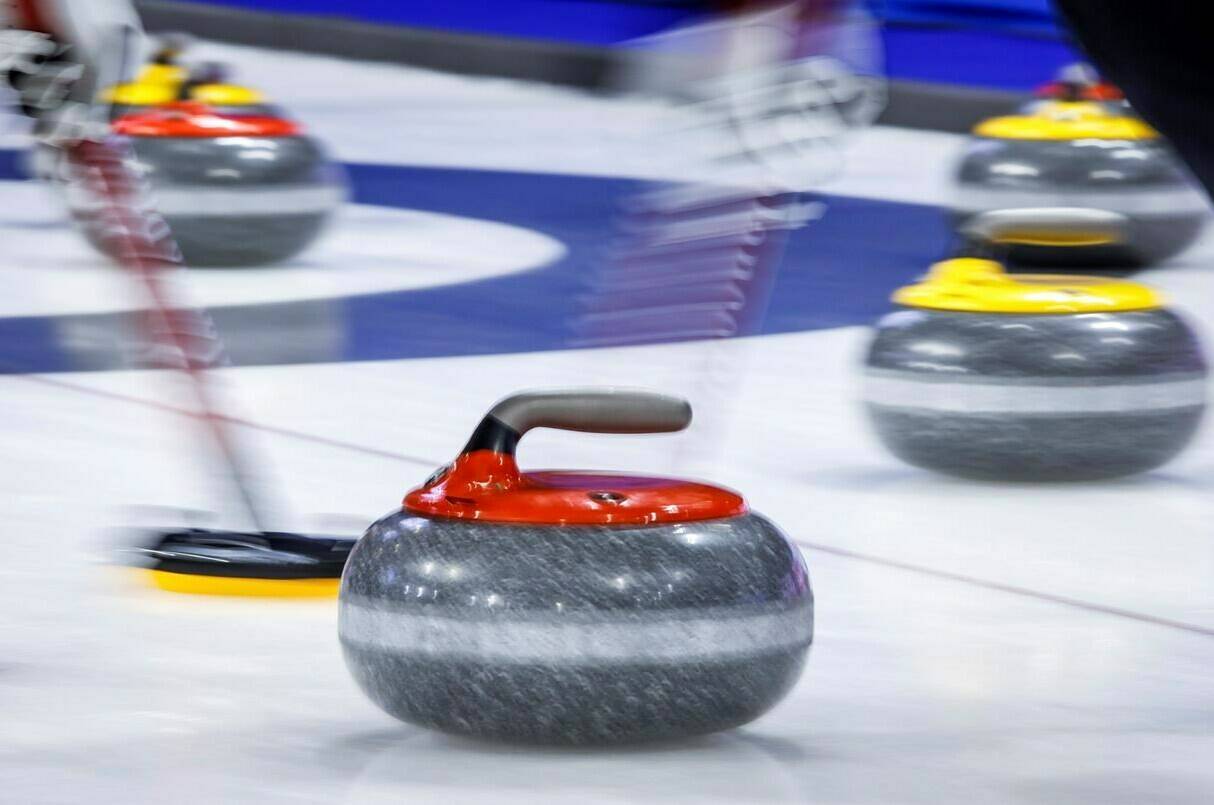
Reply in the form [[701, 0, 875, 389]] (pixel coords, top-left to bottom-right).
[[894, 258, 1164, 314], [102, 63, 189, 105], [189, 83, 266, 106], [974, 100, 1158, 141]]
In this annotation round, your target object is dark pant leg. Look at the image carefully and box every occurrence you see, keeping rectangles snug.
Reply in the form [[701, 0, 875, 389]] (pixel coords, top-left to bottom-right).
[[1053, 1, 1214, 200]]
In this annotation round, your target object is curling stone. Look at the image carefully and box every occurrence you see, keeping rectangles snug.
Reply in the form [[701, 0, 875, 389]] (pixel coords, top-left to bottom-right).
[[127, 529, 354, 597], [954, 100, 1208, 267], [863, 213, 1207, 481], [339, 389, 813, 745], [72, 102, 346, 267]]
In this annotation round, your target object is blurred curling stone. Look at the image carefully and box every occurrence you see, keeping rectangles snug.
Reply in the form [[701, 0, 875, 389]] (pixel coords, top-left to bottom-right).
[[339, 389, 813, 744], [863, 209, 1208, 481], [954, 97, 1208, 267], [71, 102, 346, 267]]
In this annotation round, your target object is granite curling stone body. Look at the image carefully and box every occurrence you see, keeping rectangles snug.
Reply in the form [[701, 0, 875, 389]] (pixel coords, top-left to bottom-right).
[[954, 101, 1208, 266], [863, 259, 1207, 481], [339, 389, 813, 745], [76, 103, 345, 267]]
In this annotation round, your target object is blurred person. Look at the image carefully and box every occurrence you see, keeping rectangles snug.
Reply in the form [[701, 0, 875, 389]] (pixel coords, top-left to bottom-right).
[[2, 0, 144, 144], [1053, 2, 1214, 199], [578, 0, 881, 473]]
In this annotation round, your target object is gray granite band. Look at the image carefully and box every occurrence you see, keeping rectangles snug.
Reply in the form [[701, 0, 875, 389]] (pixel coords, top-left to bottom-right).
[[863, 373, 1207, 413], [340, 599, 813, 663], [68, 184, 346, 216], [954, 185, 1210, 217]]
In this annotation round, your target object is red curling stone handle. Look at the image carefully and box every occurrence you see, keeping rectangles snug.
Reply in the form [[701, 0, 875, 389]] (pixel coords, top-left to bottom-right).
[[405, 389, 722, 523]]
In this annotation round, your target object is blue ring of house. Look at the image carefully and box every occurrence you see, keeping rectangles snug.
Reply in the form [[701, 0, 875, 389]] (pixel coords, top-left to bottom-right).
[[0, 148, 950, 374]]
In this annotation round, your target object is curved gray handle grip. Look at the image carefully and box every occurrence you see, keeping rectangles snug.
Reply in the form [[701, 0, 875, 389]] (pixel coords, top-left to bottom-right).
[[963, 207, 1129, 245], [488, 388, 692, 436]]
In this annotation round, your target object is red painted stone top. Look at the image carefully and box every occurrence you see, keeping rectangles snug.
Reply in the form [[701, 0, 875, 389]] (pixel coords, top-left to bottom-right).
[[112, 102, 301, 138], [404, 450, 748, 526]]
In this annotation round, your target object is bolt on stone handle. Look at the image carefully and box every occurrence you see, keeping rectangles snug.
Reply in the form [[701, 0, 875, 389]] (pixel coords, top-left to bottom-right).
[[963, 207, 1129, 246], [462, 388, 693, 456]]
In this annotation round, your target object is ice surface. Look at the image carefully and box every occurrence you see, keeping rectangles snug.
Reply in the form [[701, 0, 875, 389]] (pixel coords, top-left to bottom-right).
[[2, 39, 1214, 805]]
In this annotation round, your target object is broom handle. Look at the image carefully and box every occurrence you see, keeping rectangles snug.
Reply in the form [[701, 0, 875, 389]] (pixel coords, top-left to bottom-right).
[[65, 136, 271, 532]]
